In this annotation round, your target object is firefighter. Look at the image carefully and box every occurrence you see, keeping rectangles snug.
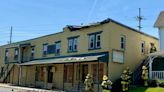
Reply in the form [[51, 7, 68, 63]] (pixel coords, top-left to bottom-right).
[[84, 74, 94, 92], [101, 75, 112, 92], [126, 66, 132, 84], [142, 66, 148, 86], [150, 43, 157, 53], [121, 70, 129, 92]]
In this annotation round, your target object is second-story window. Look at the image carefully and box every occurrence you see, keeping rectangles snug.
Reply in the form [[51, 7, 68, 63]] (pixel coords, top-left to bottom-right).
[[68, 37, 78, 52], [55, 41, 61, 55], [14, 48, 19, 61], [5, 49, 9, 63], [89, 35, 95, 49], [141, 41, 145, 53], [88, 32, 101, 50], [96, 34, 101, 48], [120, 35, 126, 49], [43, 44, 48, 56], [31, 46, 35, 60]]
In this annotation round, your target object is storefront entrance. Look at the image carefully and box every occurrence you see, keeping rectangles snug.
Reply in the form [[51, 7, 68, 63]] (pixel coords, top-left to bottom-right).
[[82, 64, 88, 82]]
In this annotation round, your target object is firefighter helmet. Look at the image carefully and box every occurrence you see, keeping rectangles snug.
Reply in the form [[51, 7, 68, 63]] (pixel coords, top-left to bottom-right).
[[123, 70, 127, 74], [103, 75, 108, 80], [86, 74, 91, 79], [126, 66, 130, 70], [142, 66, 147, 70]]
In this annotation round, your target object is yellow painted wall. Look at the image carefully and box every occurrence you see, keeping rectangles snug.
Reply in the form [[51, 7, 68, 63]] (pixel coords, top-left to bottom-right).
[[53, 64, 64, 90], [0, 20, 159, 90], [26, 66, 35, 86]]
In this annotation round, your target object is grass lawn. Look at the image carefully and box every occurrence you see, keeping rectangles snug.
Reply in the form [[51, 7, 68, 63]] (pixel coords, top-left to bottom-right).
[[128, 87, 164, 92]]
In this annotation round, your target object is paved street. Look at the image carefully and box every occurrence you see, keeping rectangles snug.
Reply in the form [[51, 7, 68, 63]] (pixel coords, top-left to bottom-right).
[[0, 87, 63, 92], [0, 84, 64, 92]]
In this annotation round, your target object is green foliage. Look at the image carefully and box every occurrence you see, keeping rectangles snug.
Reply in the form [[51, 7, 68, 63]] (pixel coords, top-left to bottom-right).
[[128, 87, 164, 92]]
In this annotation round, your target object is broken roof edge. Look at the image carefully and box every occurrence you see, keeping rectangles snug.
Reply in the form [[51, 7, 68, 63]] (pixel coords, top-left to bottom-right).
[[0, 18, 158, 47], [67, 18, 158, 40]]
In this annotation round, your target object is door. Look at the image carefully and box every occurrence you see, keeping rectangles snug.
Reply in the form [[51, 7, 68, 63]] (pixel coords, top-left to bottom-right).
[[82, 64, 88, 82]]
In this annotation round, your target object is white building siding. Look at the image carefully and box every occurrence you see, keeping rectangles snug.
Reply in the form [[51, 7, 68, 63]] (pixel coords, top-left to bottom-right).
[[159, 27, 164, 51]]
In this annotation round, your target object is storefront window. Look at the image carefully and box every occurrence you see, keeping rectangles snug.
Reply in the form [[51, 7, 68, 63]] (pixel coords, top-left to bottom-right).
[[92, 63, 104, 83], [64, 65, 73, 83], [36, 67, 45, 81]]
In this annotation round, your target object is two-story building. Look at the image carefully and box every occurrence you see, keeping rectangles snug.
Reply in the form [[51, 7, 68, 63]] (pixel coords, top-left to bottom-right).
[[0, 18, 158, 92]]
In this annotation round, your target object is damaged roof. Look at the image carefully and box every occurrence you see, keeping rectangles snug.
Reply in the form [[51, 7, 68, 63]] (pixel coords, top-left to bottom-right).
[[67, 18, 158, 40]]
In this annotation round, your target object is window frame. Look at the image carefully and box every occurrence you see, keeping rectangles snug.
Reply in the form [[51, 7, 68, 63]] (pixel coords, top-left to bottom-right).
[[120, 35, 126, 50], [43, 43, 48, 57], [96, 34, 101, 48], [141, 41, 145, 54], [30, 46, 35, 60], [55, 41, 61, 55], [5, 49, 9, 63], [68, 36, 79, 53], [89, 35, 95, 49], [14, 48, 19, 61], [88, 32, 102, 50]]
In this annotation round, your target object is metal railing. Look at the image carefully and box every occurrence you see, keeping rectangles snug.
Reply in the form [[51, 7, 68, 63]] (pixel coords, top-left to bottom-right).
[[0, 64, 14, 82], [132, 56, 150, 84], [152, 71, 164, 80]]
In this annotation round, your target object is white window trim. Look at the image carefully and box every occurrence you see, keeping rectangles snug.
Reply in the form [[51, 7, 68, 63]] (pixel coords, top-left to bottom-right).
[[120, 35, 126, 49], [141, 41, 145, 53], [15, 49, 18, 55], [68, 39, 73, 51], [73, 38, 78, 51], [89, 35, 95, 49], [55, 42, 61, 54], [43, 45, 48, 52], [68, 38, 78, 52], [96, 34, 101, 48], [31, 47, 35, 54], [5, 50, 9, 57]]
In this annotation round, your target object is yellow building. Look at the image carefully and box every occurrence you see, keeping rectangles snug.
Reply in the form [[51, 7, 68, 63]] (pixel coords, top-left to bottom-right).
[[0, 18, 158, 92]]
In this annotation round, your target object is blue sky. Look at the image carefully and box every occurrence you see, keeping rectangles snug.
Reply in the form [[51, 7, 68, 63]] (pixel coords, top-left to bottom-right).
[[0, 0, 163, 45]]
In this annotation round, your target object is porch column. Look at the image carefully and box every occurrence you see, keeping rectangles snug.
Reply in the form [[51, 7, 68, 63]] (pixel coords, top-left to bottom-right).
[[63, 64, 65, 91], [149, 56, 156, 79], [44, 67, 48, 89], [72, 63, 74, 87], [97, 60, 100, 92], [25, 66, 28, 86], [18, 65, 22, 85], [149, 57, 153, 79], [106, 61, 108, 76], [78, 63, 80, 92]]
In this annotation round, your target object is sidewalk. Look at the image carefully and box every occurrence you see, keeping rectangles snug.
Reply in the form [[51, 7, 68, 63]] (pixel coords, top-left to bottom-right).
[[0, 83, 64, 92]]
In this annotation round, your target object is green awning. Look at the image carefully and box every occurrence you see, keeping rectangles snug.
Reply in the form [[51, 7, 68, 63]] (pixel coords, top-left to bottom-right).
[[19, 54, 105, 66]]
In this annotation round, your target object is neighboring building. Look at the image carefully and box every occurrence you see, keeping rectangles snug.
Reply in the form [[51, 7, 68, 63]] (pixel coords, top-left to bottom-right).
[[0, 18, 158, 92], [146, 11, 164, 81], [155, 11, 164, 51]]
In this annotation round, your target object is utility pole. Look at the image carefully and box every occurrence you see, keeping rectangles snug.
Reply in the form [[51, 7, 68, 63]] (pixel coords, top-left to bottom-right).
[[136, 8, 145, 31], [9, 26, 12, 44]]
